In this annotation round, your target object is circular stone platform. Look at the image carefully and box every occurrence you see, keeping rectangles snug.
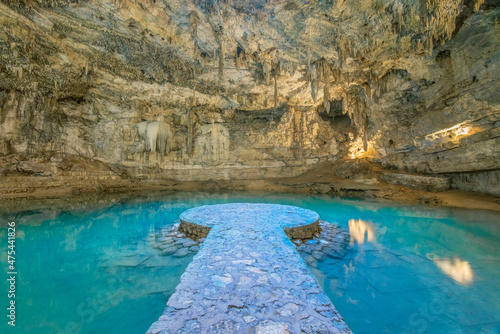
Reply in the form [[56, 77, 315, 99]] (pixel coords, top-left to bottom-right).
[[178, 203, 321, 240]]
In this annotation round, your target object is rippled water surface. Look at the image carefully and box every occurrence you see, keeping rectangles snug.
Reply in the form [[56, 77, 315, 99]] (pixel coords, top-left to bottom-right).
[[1, 192, 499, 334]]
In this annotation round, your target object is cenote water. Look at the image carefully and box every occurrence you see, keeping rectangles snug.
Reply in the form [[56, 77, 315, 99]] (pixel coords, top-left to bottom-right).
[[1, 192, 499, 334]]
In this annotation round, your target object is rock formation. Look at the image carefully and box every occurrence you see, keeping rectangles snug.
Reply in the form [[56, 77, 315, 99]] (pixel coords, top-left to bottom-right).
[[0, 0, 498, 198]]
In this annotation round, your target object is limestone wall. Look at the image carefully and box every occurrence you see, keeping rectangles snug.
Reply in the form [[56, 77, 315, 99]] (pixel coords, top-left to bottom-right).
[[0, 0, 498, 194]]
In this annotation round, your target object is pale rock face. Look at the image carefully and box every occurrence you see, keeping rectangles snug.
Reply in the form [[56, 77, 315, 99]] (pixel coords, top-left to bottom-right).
[[0, 0, 498, 194], [193, 124, 229, 166]]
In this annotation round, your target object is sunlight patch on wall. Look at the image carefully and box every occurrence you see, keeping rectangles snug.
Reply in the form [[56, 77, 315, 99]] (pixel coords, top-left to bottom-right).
[[424, 121, 480, 144]]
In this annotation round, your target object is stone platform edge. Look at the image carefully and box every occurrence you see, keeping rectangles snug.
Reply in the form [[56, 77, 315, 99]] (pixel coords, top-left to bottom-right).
[[178, 218, 322, 241]]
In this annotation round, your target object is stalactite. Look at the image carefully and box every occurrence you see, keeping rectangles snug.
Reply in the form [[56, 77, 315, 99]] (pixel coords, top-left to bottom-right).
[[316, 58, 328, 80], [310, 58, 330, 103], [189, 11, 199, 39], [474, 0, 484, 11], [323, 62, 331, 112], [17, 67, 23, 80], [278, 61, 285, 76], [189, 10, 199, 53], [362, 83, 372, 100], [323, 83, 330, 113], [188, 108, 193, 156], [291, 62, 297, 77], [363, 131, 368, 151], [235, 46, 244, 71], [138, 121, 172, 156], [147, 122, 172, 156], [138, 121, 148, 139], [235, 49, 241, 71], [310, 62, 318, 103], [274, 72, 278, 111], [415, 39, 422, 53], [428, 33, 433, 56], [218, 41, 225, 81], [342, 92, 348, 115], [263, 60, 271, 85]]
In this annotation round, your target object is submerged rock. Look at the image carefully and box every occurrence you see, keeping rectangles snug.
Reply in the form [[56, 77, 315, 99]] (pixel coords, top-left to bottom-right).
[[172, 248, 190, 258]]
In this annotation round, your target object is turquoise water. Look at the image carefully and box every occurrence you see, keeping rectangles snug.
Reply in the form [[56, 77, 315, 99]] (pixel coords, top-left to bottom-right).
[[1, 192, 499, 333]]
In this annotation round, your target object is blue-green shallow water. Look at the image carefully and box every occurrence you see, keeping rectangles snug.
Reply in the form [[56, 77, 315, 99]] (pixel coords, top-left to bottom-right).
[[0, 192, 499, 334]]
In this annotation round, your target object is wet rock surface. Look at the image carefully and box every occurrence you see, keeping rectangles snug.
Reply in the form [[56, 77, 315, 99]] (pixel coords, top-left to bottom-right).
[[155, 222, 205, 257], [98, 222, 202, 270], [294, 221, 351, 265], [147, 203, 351, 334]]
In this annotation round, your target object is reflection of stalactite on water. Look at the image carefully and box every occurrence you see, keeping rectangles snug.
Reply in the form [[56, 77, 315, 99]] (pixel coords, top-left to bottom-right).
[[348, 219, 376, 245], [428, 254, 474, 286]]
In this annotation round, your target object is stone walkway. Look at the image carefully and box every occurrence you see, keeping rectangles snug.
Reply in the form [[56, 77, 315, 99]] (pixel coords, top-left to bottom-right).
[[147, 203, 352, 334]]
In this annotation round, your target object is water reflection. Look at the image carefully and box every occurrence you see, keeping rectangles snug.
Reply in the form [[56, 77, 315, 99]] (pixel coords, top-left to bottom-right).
[[348, 219, 376, 245], [428, 254, 474, 285], [0, 199, 196, 334]]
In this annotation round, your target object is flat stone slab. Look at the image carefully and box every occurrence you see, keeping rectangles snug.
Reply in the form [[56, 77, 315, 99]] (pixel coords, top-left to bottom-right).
[[147, 203, 352, 334]]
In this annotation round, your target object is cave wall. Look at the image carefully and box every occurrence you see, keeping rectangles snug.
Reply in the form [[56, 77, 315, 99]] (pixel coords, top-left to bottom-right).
[[0, 0, 498, 193], [368, 5, 500, 195], [0, 0, 346, 181]]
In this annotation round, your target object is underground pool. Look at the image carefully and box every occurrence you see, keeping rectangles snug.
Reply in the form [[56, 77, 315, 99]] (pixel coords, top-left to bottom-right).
[[0, 192, 499, 334]]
